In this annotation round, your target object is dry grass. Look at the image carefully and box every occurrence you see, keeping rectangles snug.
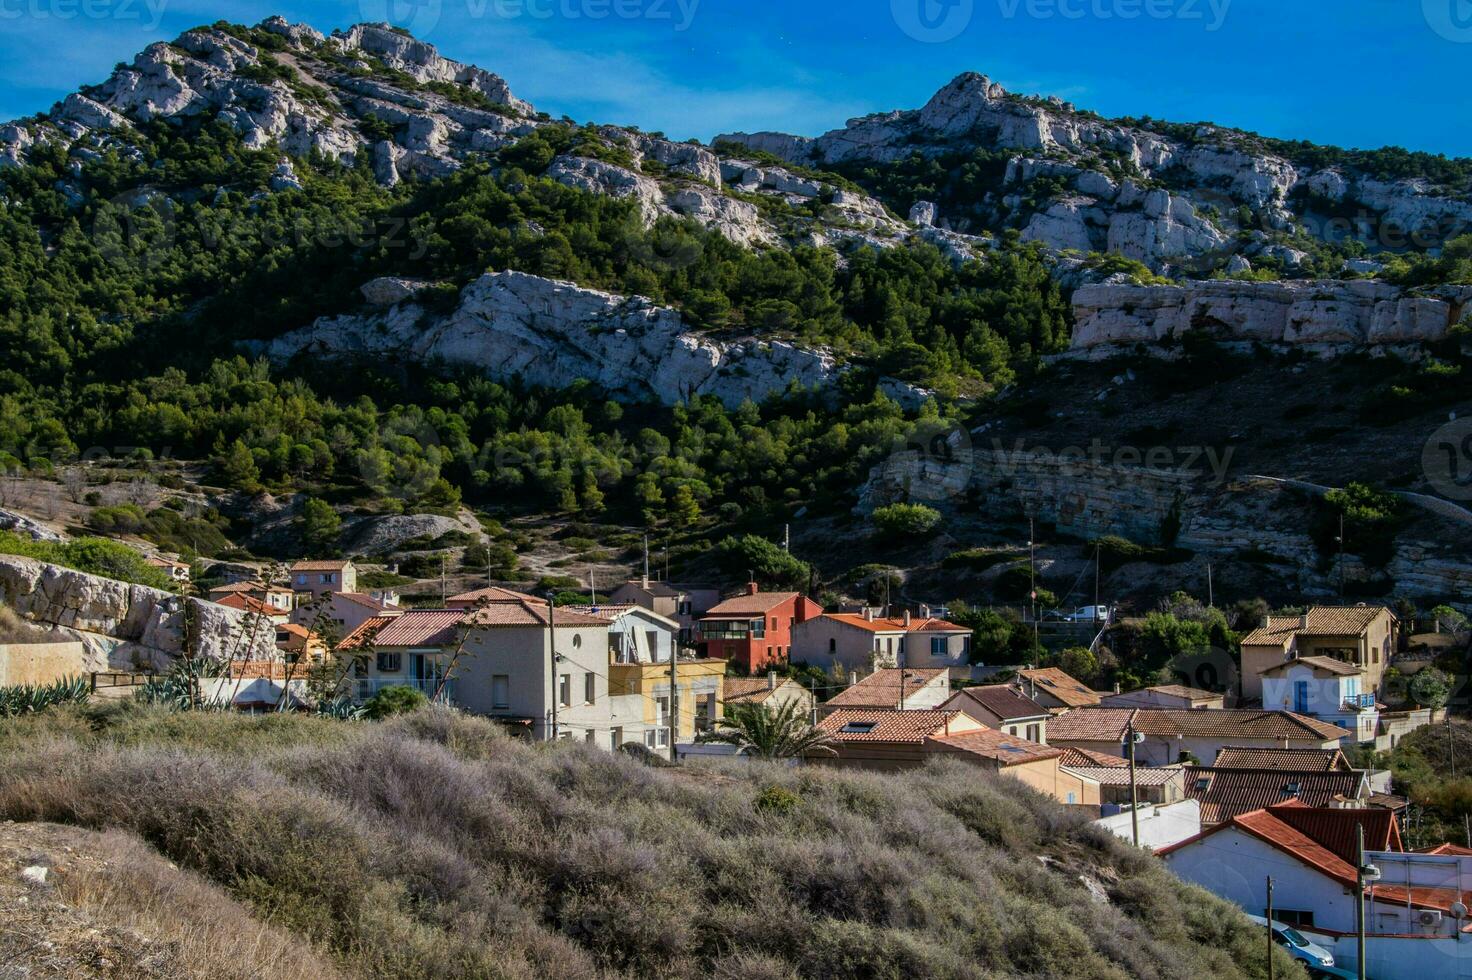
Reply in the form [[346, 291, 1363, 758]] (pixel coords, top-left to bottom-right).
[[0, 704, 1307, 979], [0, 820, 339, 979]]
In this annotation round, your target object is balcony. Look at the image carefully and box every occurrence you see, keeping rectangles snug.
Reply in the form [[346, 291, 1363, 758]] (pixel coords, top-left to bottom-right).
[[1344, 693, 1377, 711], [350, 676, 456, 703], [699, 621, 764, 641]]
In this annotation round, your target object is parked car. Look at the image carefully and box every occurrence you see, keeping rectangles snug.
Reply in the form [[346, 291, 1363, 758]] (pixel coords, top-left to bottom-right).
[[1045, 605, 1114, 624], [1245, 915, 1335, 971]]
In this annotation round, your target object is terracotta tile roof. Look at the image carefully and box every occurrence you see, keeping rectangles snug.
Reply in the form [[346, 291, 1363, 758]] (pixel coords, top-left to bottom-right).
[[1185, 767, 1367, 824], [722, 677, 793, 704], [1241, 606, 1391, 646], [621, 580, 684, 598], [1065, 766, 1185, 787], [334, 591, 396, 611], [1211, 746, 1352, 772], [1418, 843, 1472, 856], [1259, 655, 1363, 677], [944, 685, 1050, 722], [210, 582, 265, 594], [926, 729, 1063, 767], [275, 623, 310, 639], [1015, 667, 1101, 707], [1048, 707, 1349, 744], [446, 586, 546, 606], [1059, 746, 1130, 768], [703, 592, 800, 616], [817, 709, 960, 742], [289, 560, 353, 572], [821, 613, 970, 634], [825, 668, 949, 709], [339, 611, 466, 649], [468, 601, 610, 628], [1141, 684, 1222, 701], [215, 593, 285, 617]]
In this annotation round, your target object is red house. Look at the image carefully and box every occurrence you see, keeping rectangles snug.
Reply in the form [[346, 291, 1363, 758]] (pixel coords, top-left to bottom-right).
[[698, 583, 823, 674]]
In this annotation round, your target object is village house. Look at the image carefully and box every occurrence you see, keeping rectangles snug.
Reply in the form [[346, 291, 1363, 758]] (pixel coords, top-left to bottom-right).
[[1065, 763, 1189, 808], [1046, 707, 1349, 767], [811, 708, 1097, 806], [819, 668, 952, 716], [1184, 766, 1373, 825], [214, 592, 291, 626], [696, 584, 823, 673], [790, 608, 972, 674], [291, 590, 403, 640], [289, 559, 357, 601], [144, 555, 190, 583], [208, 581, 295, 612], [446, 585, 546, 609], [567, 604, 680, 666], [607, 656, 727, 754], [608, 578, 721, 645], [1101, 684, 1225, 710], [1258, 656, 1378, 742], [339, 601, 614, 742], [1011, 666, 1102, 713], [722, 674, 816, 717], [1162, 802, 1472, 976], [1095, 799, 1203, 852], [1239, 605, 1396, 702], [942, 685, 1051, 743], [274, 623, 327, 665]]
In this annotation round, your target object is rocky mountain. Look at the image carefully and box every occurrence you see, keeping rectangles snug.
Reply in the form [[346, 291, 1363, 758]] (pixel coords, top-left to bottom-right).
[[719, 72, 1472, 274]]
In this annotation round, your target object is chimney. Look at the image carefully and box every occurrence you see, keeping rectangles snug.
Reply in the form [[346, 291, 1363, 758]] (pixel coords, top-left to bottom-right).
[[746, 582, 759, 596], [864, 608, 875, 622], [1113, 682, 1121, 694], [767, 670, 777, 691], [1301, 612, 1309, 630], [848, 671, 859, 688], [903, 610, 912, 627], [920, 604, 931, 619]]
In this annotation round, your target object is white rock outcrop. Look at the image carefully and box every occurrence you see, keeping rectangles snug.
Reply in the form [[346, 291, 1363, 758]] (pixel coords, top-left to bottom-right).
[[264, 270, 839, 408], [1071, 279, 1472, 350], [0, 556, 279, 671]]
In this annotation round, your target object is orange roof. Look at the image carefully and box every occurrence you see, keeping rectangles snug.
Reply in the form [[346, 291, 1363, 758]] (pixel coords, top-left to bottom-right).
[[723, 677, 802, 704], [1418, 843, 1472, 856], [215, 593, 285, 617], [822, 613, 970, 634], [1049, 707, 1348, 743], [1186, 768, 1368, 825], [1059, 746, 1129, 768], [1260, 655, 1362, 678], [446, 586, 546, 606], [703, 592, 801, 616], [290, 560, 353, 572], [925, 729, 1063, 767], [1015, 667, 1101, 707], [1212, 746, 1352, 772], [817, 709, 961, 742], [468, 601, 610, 628], [825, 668, 949, 709], [1242, 606, 1391, 646], [945, 685, 1050, 723]]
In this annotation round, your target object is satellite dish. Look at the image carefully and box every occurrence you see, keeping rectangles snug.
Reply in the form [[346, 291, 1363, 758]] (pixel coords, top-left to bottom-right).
[[1453, 902, 1468, 920]]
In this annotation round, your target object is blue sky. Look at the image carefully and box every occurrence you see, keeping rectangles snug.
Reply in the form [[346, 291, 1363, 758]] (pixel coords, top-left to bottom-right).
[[2, 0, 1470, 156]]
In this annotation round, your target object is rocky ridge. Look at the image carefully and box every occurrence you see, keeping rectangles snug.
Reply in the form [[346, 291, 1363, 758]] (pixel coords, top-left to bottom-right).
[[718, 72, 1472, 272], [0, 555, 279, 671]]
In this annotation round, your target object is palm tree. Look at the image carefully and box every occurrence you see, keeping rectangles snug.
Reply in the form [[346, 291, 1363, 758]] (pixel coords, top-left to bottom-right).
[[699, 698, 836, 760]]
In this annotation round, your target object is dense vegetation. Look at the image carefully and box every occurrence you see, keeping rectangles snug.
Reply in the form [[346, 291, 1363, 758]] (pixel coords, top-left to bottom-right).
[[0, 112, 1075, 554], [0, 530, 178, 590], [1357, 720, 1472, 849], [0, 703, 1302, 979]]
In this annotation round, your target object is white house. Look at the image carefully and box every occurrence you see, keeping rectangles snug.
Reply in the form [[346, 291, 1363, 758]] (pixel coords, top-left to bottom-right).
[[1259, 656, 1378, 743], [1047, 708, 1348, 767], [567, 603, 679, 665], [792, 610, 971, 674], [819, 668, 952, 716]]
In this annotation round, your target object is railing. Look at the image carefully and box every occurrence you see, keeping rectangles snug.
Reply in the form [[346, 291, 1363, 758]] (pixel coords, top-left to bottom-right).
[[700, 630, 763, 641], [1344, 693, 1377, 710], [349, 677, 456, 702]]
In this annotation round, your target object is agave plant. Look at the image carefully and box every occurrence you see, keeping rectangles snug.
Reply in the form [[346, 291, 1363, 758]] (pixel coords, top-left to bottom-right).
[[315, 697, 366, 720], [698, 699, 836, 761], [0, 676, 91, 717]]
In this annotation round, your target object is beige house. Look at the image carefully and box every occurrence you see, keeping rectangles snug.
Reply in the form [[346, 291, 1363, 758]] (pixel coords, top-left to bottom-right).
[[1012, 667, 1102, 713], [292, 591, 402, 642], [722, 675, 816, 717], [942, 685, 1051, 743], [1239, 606, 1396, 701], [608, 579, 721, 645], [209, 581, 295, 612], [792, 610, 971, 674], [820, 668, 952, 716], [339, 601, 615, 743], [811, 709, 1097, 806], [608, 658, 726, 754], [289, 560, 357, 601]]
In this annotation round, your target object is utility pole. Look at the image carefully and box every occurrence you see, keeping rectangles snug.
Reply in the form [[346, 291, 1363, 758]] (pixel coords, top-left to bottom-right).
[[1266, 876, 1275, 980], [485, 544, 493, 589], [1094, 542, 1101, 621], [440, 552, 447, 605], [547, 590, 558, 743], [668, 629, 680, 764], [1029, 518, 1039, 647], [1356, 823, 1367, 980], [642, 534, 650, 588], [1338, 514, 1347, 603], [1126, 716, 1140, 848], [1207, 562, 1214, 608]]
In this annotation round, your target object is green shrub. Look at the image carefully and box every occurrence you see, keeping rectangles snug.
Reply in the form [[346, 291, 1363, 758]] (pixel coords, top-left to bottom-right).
[[0, 532, 177, 591], [362, 685, 429, 720], [871, 503, 942, 538]]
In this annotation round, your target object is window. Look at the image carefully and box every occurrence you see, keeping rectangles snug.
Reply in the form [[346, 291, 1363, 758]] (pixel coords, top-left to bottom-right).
[[931, 636, 947, 656], [376, 652, 402, 673], [584, 672, 596, 704], [1026, 724, 1042, 742], [611, 727, 623, 750], [584, 730, 596, 744], [828, 637, 837, 652], [770, 617, 777, 631], [492, 675, 510, 710], [1272, 909, 1315, 928], [841, 721, 878, 734], [573, 634, 583, 649], [656, 696, 670, 725], [559, 674, 571, 708]]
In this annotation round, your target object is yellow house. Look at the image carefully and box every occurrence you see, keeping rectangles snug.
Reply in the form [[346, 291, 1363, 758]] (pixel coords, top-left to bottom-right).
[[608, 659, 727, 753], [1240, 606, 1396, 701]]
